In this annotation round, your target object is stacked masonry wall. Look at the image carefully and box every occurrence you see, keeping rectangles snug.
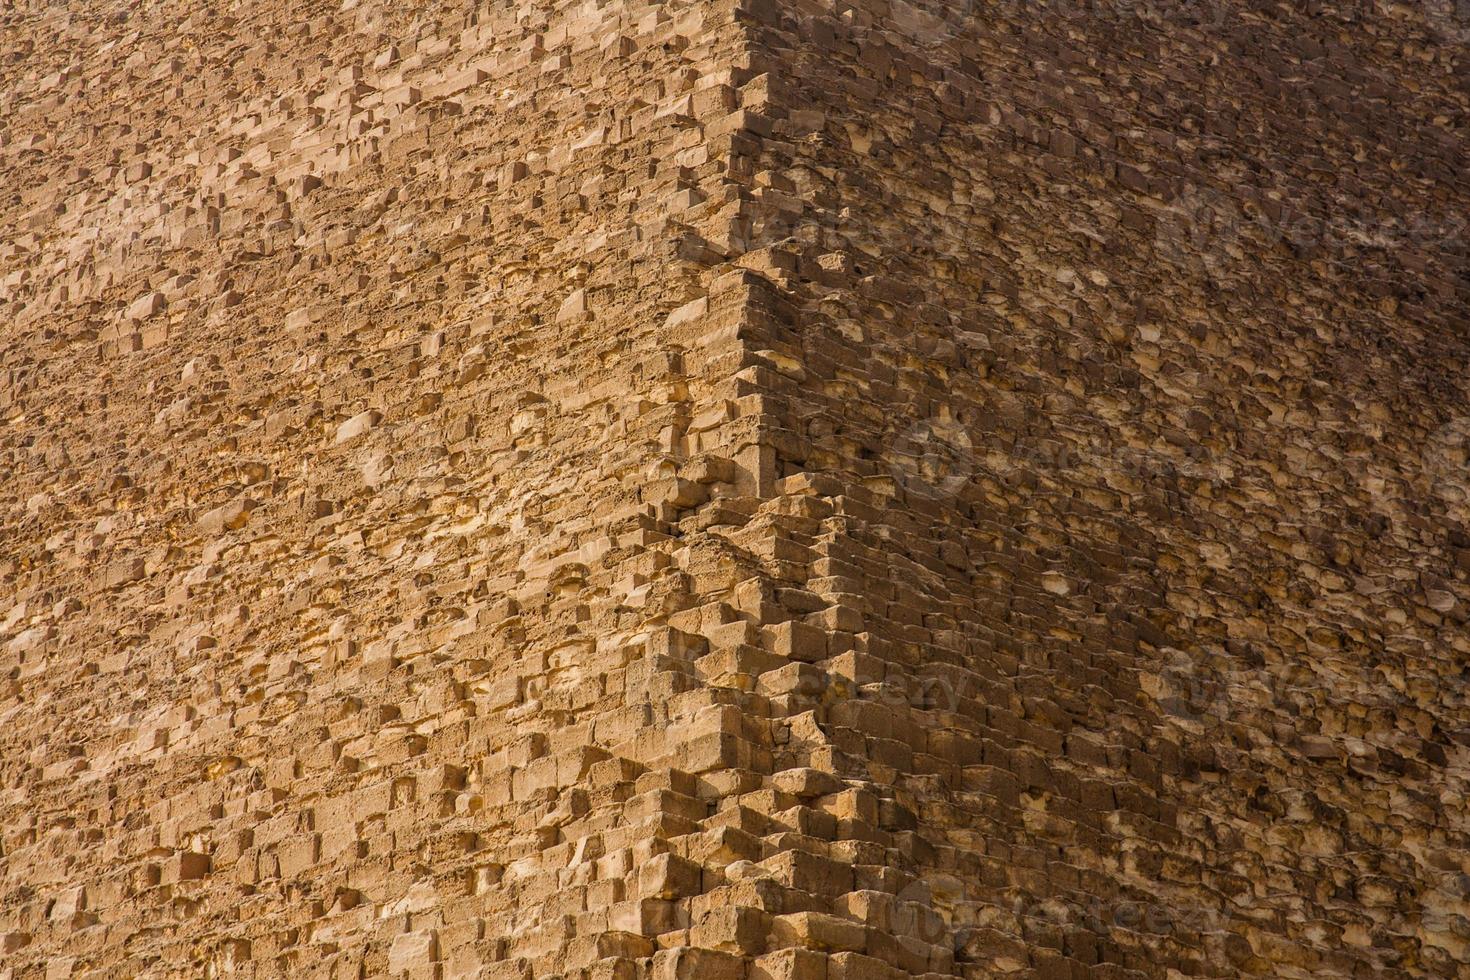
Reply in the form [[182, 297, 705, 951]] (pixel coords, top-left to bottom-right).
[[1, 0, 1469, 978]]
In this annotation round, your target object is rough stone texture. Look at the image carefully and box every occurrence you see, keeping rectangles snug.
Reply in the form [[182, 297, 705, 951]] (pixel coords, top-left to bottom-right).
[[1, 1, 1467, 979]]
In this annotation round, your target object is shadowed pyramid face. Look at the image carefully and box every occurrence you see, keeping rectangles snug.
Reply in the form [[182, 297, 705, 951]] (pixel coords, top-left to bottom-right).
[[887, 0, 977, 47], [1, 0, 1467, 978], [1421, 0, 1470, 43]]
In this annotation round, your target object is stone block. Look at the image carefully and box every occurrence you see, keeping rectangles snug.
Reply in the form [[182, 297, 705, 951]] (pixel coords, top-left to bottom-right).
[[651, 947, 745, 980], [335, 410, 382, 444], [639, 853, 703, 899], [388, 930, 439, 973], [749, 948, 827, 980]]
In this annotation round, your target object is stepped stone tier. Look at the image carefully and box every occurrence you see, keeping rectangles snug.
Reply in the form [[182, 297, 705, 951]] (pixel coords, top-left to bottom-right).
[[2, 0, 1468, 977]]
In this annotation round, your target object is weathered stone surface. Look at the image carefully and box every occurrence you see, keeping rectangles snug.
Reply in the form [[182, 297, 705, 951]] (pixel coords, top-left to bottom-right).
[[1, 0, 1467, 978]]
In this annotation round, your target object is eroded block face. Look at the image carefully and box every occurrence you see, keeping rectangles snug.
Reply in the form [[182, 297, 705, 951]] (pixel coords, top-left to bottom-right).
[[1, 1, 1467, 978]]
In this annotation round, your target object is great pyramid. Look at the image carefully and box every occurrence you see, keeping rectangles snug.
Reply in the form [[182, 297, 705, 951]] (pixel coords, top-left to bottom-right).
[[2, 0, 1468, 977]]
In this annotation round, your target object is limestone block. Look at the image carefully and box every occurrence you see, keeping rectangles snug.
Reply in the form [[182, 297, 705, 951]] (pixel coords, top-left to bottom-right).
[[768, 913, 866, 953], [1, 3, 1465, 979], [164, 851, 210, 883], [335, 410, 382, 444], [100, 557, 145, 590], [749, 948, 827, 980], [198, 498, 256, 536], [688, 906, 771, 955], [770, 768, 841, 799], [824, 952, 905, 980], [388, 930, 439, 973], [126, 292, 165, 321], [607, 898, 682, 937], [767, 621, 827, 663], [757, 852, 851, 897], [651, 947, 746, 980], [639, 853, 703, 899]]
